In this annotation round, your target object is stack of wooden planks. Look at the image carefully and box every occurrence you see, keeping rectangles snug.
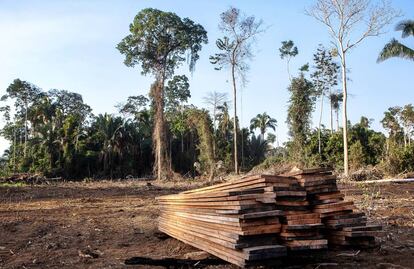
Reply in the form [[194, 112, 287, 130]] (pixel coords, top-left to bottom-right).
[[156, 175, 289, 267], [157, 168, 382, 267], [284, 167, 382, 248], [270, 176, 327, 250]]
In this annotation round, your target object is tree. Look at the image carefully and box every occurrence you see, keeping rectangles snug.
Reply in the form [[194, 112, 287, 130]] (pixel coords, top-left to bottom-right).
[[247, 134, 268, 167], [307, 0, 399, 176], [329, 91, 343, 131], [93, 114, 125, 178], [210, 7, 263, 174], [48, 89, 92, 120], [279, 40, 298, 81], [381, 106, 403, 154], [287, 72, 316, 163], [267, 133, 276, 145], [217, 102, 232, 139], [164, 75, 191, 158], [400, 104, 414, 147], [4, 79, 41, 158], [249, 112, 277, 139], [378, 20, 414, 62], [311, 45, 340, 153], [203, 91, 229, 133], [164, 75, 191, 113], [203, 91, 229, 158], [186, 108, 215, 179], [117, 8, 208, 179], [117, 95, 149, 118]]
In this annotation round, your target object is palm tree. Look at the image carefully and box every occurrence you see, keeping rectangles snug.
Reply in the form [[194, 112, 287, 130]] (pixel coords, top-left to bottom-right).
[[249, 113, 277, 139], [217, 102, 232, 139], [94, 114, 125, 178], [247, 134, 268, 166], [378, 20, 414, 62]]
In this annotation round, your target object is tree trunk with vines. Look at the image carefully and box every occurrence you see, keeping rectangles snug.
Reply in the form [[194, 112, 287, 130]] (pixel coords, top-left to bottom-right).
[[152, 79, 170, 180]]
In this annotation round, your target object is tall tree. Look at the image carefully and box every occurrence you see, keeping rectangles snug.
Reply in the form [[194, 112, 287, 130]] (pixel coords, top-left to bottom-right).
[[210, 7, 263, 174], [279, 40, 299, 81], [311, 45, 339, 153], [249, 112, 277, 138], [117, 8, 207, 179], [164, 75, 191, 157], [4, 79, 40, 158], [287, 72, 316, 163], [307, 0, 399, 176], [378, 20, 414, 62]]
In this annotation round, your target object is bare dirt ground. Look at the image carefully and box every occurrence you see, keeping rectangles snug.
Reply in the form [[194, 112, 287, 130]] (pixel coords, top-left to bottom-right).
[[1, 179, 413, 269]]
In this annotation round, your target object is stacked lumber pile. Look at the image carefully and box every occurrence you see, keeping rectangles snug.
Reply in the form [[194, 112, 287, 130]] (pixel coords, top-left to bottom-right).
[[268, 177, 327, 250], [284, 168, 382, 248], [157, 168, 382, 267], [156, 175, 288, 267]]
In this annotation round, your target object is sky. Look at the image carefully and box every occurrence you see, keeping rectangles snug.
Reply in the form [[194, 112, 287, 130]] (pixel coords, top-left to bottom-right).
[[0, 0, 413, 154]]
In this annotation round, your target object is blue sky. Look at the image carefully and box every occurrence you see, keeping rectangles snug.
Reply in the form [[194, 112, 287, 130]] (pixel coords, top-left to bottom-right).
[[0, 0, 413, 154]]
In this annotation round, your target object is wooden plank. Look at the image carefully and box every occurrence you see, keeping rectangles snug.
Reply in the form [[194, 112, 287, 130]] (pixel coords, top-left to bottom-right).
[[240, 210, 284, 220], [160, 215, 281, 235], [285, 213, 320, 221], [313, 201, 354, 209], [157, 189, 265, 200], [282, 167, 333, 177], [313, 204, 355, 214], [314, 191, 344, 200], [159, 226, 247, 266], [282, 224, 324, 231], [342, 225, 382, 232]]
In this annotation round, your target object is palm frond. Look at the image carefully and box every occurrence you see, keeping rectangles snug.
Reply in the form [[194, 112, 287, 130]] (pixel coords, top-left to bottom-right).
[[395, 20, 414, 38], [377, 39, 414, 62]]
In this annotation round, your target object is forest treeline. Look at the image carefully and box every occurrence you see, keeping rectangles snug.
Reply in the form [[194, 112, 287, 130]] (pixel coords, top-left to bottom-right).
[[1, 2, 413, 179], [1, 75, 413, 179]]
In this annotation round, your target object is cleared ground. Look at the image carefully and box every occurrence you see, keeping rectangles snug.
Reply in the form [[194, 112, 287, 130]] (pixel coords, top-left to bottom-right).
[[0, 180, 413, 269]]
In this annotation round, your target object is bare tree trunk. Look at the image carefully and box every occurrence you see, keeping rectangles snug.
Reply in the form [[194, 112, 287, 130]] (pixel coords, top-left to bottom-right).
[[404, 132, 407, 148], [275, 126, 279, 147], [212, 106, 216, 159], [287, 57, 292, 82], [231, 64, 238, 174], [336, 109, 339, 132], [169, 136, 172, 171], [340, 52, 349, 177], [318, 95, 324, 154], [330, 90, 333, 134], [13, 126, 16, 172], [24, 103, 28, 158]]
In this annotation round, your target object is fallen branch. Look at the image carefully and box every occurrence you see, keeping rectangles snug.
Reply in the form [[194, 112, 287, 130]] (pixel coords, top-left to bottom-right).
[[336, 250, 360, 257], [353, 178, 414, 184]]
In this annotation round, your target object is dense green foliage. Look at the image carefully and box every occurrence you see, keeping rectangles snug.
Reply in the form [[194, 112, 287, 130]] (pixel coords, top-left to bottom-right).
[[286, 72, 316, 163], [0, 78, 275, 179]]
